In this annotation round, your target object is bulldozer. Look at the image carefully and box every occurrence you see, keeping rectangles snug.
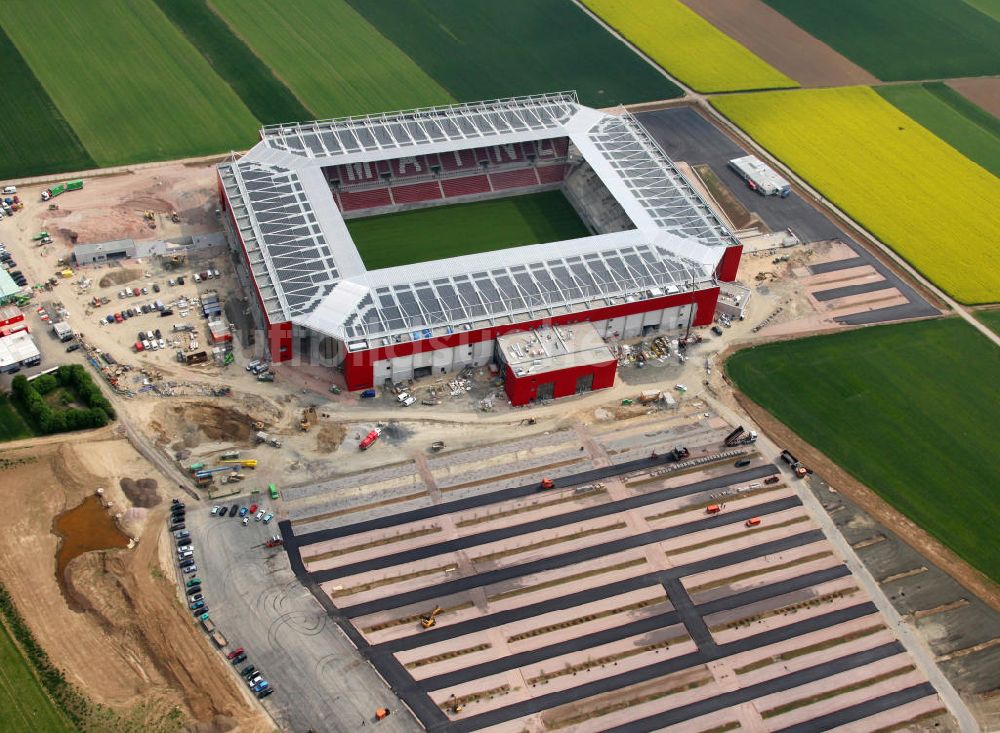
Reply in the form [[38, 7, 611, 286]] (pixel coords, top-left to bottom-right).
[[251, 420, 265, 431], [419, 606, 442, 629], [170, 211, 180, 223]]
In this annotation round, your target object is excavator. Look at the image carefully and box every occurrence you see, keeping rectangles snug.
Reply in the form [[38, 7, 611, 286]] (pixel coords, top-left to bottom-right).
[[419, 606, 442, 629], [300, 406, 317, 432]]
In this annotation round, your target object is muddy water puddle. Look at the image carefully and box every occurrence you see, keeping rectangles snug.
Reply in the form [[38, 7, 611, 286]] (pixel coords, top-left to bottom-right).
[[54, 494, 131, 584]]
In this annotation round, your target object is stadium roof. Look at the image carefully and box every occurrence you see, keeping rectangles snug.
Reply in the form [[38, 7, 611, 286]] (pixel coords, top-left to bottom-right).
[[219, 92, 738, 345]]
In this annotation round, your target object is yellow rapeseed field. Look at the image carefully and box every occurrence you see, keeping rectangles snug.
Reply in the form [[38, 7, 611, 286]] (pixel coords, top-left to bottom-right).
[[713, 87, 1000, 304], [582, 0, 796, 93]]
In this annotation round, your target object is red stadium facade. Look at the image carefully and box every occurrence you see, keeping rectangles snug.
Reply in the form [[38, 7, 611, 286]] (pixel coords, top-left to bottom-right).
[[218, 94, 743, 404]]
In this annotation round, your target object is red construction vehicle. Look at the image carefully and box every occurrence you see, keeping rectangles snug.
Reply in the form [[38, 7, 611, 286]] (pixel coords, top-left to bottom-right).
[[745, 517, 761, 527], [265, 535, 283, 548], [780, 450, 809, 477], [706, 504, 721, 515], [539, 477, 555, 490], [764, 475, 780, 485], [359, 425, 383, 450]]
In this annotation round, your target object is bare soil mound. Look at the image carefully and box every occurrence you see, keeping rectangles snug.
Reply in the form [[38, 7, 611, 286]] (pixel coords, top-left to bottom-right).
[[121, 195, 175, 214], [316, 423, 346, 453], [99, 268, 143, 288], [120, 477, 160, 507], [150, 403, 258, 448]]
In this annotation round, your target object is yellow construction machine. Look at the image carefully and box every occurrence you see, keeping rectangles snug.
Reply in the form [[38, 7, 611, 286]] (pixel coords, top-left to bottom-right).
[[419, 606, 442, 629]]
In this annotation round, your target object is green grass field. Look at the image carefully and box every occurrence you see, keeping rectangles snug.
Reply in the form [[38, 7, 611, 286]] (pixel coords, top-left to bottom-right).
[[0, 620, 74, 733], [150, 0, 312, 125], [346, 191, 590, 270], [0, 394, 34, 443], [878, 83, 1000, 178], [1, 0, 259, 166], [344, 0, 682, 107], [962, 0, 1000, 22], [0, 26, 95, 179], [976, 309, 1000, 336], [210, 0, 453, 118], [764, 0, 1000, 80], [727, 319, 1000, 584]]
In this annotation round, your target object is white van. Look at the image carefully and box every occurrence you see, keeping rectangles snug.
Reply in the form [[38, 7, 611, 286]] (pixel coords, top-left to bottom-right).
[[2, 186, 16, 195], [193, 273, 202, 283]]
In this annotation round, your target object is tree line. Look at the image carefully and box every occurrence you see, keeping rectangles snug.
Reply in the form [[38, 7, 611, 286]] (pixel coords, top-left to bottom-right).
[[10, 364, 115, 434]]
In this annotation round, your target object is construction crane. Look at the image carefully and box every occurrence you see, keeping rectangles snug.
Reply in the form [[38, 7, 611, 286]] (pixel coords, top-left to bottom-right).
[[419, 606, 442, 629]]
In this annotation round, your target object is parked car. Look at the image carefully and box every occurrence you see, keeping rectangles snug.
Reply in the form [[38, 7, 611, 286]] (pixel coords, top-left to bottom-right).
[[183, 565, 198, 574], [211, 505, 220, 515], [177, 537, 192, 547], [179, 558, 194, 568], [238, 506, 249, 517], [230, 652, 247, 665], [153, 283, 161, 293], [190, 600, 205, 610], [169, 522, 185, 531], [186, 577, 201, 587], [242, 517, 250, 526], [114, 313, 123, 323], [218, 506, 228, 517], [227, 647, 245, 660], [65, 343, 81, 353], [248, 503, 258, 514], [174, 530, 190, 539], [257, 688, 273, 699], [186, 586, 202, 596], [241, 664, 256, 678], [192, 605, 209, 616], [229, 504, 238, 516], [262, 513, 273, 524]]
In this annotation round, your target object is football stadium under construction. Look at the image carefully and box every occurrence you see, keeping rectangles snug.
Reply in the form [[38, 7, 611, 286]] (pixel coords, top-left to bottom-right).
[[218, 92, 742, 400]]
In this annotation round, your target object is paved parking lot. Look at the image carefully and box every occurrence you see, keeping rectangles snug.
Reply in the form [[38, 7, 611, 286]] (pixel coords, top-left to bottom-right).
[[184, 498, 422, 732], [275, 421, 949, 732]]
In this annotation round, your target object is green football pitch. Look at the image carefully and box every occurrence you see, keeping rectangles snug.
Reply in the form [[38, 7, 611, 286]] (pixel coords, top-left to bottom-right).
[[345, 190, 591, 270]]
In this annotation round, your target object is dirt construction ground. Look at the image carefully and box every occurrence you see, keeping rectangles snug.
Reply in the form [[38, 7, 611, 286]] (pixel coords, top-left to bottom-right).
[[680, 0, 880, 87], [0, 430, 271, 733]]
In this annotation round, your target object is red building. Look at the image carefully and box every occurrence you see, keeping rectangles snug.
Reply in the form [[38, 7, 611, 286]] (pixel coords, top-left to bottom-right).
[[0, 305, 27, 337], [496, 323, 617, 405]]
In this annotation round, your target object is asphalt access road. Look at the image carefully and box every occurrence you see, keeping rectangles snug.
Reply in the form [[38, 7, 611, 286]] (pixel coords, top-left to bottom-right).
[[379, 530, 827, 654], [336, 495, 801, 617], [310, 464, 782, 581], [664, 577, 717, 653], [773, 683, 936, 733], [417, 565, 849, 692], [286, 454, 774, 548], [602, 643, 910, 733], [448, 603, 884, 733], [635, 107, 938, 325], [186, 503, 422, 733]]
